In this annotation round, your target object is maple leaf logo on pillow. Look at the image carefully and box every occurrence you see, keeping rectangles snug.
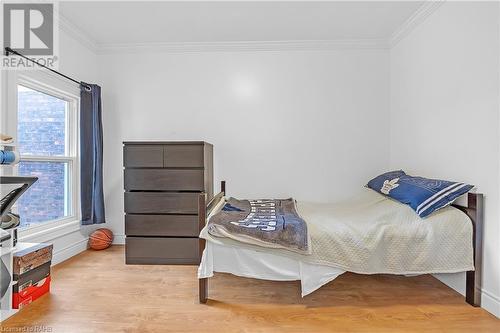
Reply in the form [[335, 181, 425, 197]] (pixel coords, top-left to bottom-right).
[[381, 178, 400, 195]]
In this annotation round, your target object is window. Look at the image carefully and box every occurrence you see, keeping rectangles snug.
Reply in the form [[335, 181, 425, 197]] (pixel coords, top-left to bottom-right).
[[9, 76, 79, 230]]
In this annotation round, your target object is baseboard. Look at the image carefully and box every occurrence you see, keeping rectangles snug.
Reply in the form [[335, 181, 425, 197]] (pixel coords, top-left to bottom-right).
[[433, 273, 499, 318], [113, 234, 126, 245], [481, 288, 500, 318], [52, 238, 89, 265]]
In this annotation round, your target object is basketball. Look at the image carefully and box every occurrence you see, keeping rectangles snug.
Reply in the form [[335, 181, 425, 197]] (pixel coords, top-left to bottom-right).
[[89, 228, 114, 250]]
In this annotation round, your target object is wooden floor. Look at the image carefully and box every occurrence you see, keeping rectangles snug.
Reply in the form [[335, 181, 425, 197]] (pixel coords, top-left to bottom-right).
[[1, 246, 499, 333]]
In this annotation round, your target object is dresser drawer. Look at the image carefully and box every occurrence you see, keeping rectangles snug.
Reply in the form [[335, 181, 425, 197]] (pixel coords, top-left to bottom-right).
[[124, 145, 163, 167], [125, 215, 199, 237], [124, 169, 204, 191], [124, 192, 199, 214], [126, 237, 199, 264], [164, 144, 204, 168]]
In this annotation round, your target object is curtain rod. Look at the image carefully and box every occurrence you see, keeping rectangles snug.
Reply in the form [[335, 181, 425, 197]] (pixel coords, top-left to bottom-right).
[[4, 47, 91, 91]]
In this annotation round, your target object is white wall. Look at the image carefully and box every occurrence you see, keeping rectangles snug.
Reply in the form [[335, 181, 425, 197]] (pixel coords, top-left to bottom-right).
[[99, 49, 390, 243], [390, 1, 500, 317], [58, 32, 98, 85]]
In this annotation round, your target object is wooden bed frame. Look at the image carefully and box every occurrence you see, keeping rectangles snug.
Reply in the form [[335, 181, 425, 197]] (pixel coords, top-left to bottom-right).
[[198, 181, 484, 307]]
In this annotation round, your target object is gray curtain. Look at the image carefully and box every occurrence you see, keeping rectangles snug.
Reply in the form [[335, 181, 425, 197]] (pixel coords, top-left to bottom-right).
[[80, 83, 105, 225]]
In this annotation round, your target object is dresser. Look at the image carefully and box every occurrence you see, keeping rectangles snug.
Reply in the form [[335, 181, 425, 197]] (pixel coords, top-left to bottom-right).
[[123, 141, 213, 265]]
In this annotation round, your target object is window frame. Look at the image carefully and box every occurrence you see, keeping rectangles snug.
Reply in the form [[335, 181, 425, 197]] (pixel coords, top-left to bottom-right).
[[5, 70, 81, 235]]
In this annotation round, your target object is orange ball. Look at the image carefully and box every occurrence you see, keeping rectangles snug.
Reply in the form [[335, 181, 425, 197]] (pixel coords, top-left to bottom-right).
[[89, 228, 114, 250]]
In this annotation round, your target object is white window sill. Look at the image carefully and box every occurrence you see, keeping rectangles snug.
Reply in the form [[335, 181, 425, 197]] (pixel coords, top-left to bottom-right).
[[18, 219, 81, 243]]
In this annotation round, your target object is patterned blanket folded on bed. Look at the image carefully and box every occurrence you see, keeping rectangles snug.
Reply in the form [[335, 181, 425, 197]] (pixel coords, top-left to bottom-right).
[[207, 197, 310, 255]]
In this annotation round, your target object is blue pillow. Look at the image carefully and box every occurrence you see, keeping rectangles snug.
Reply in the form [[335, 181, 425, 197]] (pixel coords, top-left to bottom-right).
[[367, 171, 474, 218], [366, 170, 407, 192]]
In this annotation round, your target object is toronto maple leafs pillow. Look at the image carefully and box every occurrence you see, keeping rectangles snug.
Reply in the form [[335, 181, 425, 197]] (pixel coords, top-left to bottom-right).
[[367, 171, 474, 218], [366, 170, 407, 194]]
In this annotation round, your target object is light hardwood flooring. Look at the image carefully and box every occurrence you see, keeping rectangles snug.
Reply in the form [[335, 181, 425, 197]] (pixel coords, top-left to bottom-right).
[[1, 245, 499, 332]]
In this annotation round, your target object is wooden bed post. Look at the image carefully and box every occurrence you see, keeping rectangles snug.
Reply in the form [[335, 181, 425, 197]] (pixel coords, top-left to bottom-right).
[[221, 180, 226, 196], [199, 181, 227, 304], [465, 193, 483, 307], [198, 193, 208, 304]]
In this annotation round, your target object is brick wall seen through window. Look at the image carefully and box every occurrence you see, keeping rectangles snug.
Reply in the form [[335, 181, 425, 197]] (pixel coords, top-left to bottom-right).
[[16, 86, 70, 227]]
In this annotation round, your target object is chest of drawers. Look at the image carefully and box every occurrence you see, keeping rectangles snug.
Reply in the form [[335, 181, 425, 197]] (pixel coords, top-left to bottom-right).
[[123, 141, 213, 264]]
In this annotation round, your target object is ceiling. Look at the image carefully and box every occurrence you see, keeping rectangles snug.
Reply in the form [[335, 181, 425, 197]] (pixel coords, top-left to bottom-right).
[[59, 1, 424, 47]]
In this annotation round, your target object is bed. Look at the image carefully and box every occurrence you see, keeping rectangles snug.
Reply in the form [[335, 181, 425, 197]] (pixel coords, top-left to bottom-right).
[[197, 181, 483, 307]]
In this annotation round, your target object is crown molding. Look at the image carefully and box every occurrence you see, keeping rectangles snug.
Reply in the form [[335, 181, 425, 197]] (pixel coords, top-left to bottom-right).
[[56, 2, 444, 55], [57, 13, 99, 54], [96, 39, 390, 55], [390, 0, 445, 47]]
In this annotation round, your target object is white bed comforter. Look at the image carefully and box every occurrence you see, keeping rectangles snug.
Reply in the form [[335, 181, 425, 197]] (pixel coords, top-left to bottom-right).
[[200, 189, 474, 275]]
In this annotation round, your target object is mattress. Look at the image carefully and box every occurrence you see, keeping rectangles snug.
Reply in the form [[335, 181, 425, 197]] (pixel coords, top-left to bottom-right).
[[200, 189, 474, 275]]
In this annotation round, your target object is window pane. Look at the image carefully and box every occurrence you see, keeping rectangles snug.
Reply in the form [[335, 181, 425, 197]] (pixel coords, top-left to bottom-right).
[[17, 85, 68, 156], [16, 161, 70, 227]]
